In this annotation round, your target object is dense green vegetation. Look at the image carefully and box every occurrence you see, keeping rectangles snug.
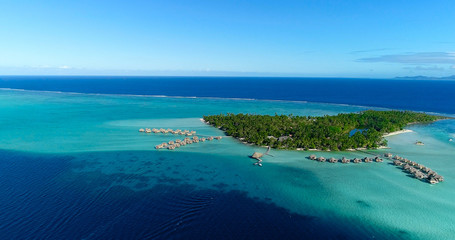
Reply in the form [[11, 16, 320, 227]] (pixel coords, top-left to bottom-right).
[[203, 110, 446, 151]]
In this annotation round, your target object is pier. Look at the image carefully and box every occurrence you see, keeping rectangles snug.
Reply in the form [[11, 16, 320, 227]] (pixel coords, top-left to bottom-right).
[[138, 128, 222, 150], [307, 154, 383, 164], [387, 153, 444, 184]]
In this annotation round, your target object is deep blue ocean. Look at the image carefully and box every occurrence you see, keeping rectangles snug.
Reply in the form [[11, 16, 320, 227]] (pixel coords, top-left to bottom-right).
[[0, 76, 454, 114], [1, 76, 454, 240]]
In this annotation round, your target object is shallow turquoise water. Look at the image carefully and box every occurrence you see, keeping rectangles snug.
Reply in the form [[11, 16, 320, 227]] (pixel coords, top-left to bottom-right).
[[1, 89, 454, 239]]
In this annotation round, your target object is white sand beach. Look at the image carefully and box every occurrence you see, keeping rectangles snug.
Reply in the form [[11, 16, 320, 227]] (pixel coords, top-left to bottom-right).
[[383, 129, 414, 137]]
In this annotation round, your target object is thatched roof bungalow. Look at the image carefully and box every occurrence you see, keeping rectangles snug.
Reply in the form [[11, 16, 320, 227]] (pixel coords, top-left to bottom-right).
[[393, 160, 403, 166]]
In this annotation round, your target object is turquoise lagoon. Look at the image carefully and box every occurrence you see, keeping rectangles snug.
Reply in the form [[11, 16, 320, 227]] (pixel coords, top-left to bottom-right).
[[0, 89, 454, 239]]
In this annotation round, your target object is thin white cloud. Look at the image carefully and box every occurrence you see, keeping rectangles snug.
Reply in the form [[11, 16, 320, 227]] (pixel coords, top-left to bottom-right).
[[358, 52, 455, 64]]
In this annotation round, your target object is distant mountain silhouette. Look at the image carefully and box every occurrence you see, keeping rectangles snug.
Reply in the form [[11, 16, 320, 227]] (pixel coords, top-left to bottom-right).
[[395, 75, 455, 80]]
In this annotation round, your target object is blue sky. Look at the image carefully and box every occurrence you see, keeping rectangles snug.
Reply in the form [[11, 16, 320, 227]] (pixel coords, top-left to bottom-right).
[[0, 0, 454, 77]]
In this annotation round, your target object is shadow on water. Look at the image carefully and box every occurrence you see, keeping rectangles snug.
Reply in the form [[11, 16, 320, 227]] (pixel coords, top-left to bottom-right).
[[0, 149, 416, 240]]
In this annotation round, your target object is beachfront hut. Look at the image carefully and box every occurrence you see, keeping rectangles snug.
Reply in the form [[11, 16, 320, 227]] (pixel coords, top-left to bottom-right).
[[353, 158, 361, 163], [309, 155, 317, 160], [329, 157, 337, 163], [317, 157, 326, 162], [341, 157, 350, 163]]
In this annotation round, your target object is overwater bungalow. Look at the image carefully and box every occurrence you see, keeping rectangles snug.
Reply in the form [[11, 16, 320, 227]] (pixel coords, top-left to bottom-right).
[[428, 177, 438, 184], [152, 128, 159, 133], [384, 153, 393, 158], [193, 139, 199, 143], [190, 130, 196, 135], [192, 136, 198, 140], [402, 158, 411, 163], [341, 157, 350, 163], [175, 139, 181, 143], [402, 164, 411, 171], [393, 160, 403, 166], [374, 157, 383, 162], [363, 157, 372, 163], [250, 146, 272, 162], [215, 136, 222, 140], [180, 141, 186, 146], [329, 157, 337, 163], [145, 128, 152, 133], [309, 155, 317, 160], [393, 155, 402, 160], [155, 144, 163, 149], [139, 128, 145, 132], [409, 167, 418, 174], [168, 141, 174, 145], [353, 158, 361, 163], [201, 137, 206, 142], [160, 128, 166, 133], [162, 142, 168, 147], [317, 156, 326, 162], [207, 136, 214, 141], [434, 174, 444, 182], [413, 171, 426, 179]]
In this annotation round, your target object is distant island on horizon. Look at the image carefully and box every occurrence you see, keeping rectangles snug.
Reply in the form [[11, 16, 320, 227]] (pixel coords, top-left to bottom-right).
[[395, 75, 455, 80]]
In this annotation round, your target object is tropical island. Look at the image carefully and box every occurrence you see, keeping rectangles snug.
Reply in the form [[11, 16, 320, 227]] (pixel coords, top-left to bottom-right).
[[203, 110, 447, 151]]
